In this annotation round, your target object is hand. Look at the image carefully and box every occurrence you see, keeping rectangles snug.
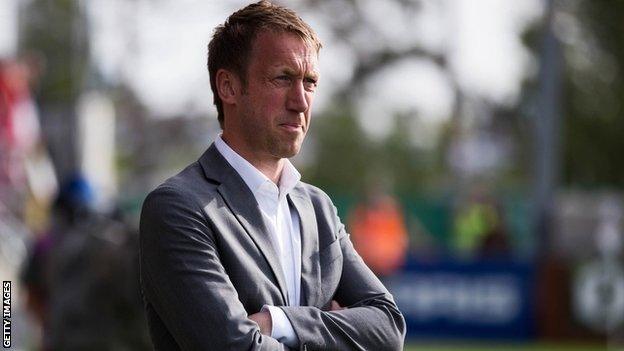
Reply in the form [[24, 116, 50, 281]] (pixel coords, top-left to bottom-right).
[[249, 311, 272, 336], [330, 300, 346, 311]]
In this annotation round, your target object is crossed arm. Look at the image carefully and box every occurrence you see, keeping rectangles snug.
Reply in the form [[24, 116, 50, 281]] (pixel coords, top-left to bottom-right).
[[140, 186, 405, 350], [248, 300, 345, 338], [276, 223, 406, 350]]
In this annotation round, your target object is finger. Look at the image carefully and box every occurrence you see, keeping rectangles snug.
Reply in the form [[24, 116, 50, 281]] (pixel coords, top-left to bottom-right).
[[330, 300, 343, 310]]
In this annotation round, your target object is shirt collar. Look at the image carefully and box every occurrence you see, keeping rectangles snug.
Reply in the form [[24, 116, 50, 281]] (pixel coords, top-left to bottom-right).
[[214, 134, 300, 197], [278, 157, 301, 196]]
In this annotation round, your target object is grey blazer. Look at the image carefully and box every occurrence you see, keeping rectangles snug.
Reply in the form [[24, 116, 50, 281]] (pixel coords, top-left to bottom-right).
[[139, 144, 406, 350]]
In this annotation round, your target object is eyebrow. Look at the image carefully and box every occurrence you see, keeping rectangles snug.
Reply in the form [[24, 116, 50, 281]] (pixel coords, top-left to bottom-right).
[[281, 67, 319, 80]]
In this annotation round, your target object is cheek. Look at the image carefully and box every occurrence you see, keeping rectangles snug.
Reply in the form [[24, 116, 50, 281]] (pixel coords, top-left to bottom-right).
[[304, 95, 314, 120], [261, 92, 288, 114], [301, 111, 312, 132]]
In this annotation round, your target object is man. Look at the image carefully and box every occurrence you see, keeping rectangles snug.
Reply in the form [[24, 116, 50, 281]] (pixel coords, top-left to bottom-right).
[[139, 1, 406, 350]]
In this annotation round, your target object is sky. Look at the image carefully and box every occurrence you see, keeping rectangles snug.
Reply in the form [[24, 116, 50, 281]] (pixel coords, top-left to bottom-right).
[[0, 0, 18, 56], [1, 0, 543, 139]]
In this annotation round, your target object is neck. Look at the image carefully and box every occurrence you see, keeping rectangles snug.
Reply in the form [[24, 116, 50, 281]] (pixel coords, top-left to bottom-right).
[[221, 133, 284, 184], [252, 158, 284, 185]]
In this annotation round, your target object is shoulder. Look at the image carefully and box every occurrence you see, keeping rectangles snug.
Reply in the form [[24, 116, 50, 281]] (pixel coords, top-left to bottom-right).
[[297, 181, 333, 205], [140, 162, 220, 245], [141, 161, 217, 219], [296, 181, 342, 225]]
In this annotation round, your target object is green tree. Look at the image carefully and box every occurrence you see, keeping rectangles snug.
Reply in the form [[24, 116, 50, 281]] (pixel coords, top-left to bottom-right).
[[561, 0, 624, 187], [304, 107, 372, 197], [520, 0, 624, 188], [20, 0, 89, 177]]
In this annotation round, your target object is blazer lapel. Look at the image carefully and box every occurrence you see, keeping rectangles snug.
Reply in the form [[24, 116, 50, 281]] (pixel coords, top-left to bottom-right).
[[199, 145, 289, 305], [289, 185, 321, 307]]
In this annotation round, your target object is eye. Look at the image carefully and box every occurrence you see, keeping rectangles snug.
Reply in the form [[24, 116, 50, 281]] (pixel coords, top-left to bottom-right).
[[303, 77, 318, 91], [276, 75, 292, 82], [273, 75, 293, 87]]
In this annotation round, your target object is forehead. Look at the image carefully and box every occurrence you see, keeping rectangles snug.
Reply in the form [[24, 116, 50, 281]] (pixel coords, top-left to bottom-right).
[[249, 31, 319, 72]]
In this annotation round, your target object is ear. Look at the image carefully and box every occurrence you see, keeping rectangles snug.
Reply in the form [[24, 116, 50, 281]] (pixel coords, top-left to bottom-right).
[[215, 69, 240, 106]]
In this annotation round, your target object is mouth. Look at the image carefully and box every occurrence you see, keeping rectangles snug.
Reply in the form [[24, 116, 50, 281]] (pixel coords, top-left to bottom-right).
[[278, 123, 303, 132]]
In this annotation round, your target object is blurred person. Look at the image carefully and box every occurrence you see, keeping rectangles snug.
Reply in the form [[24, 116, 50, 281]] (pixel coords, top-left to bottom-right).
[[139, 1, 406, 350], [0, 56, 57, 232], [0, 58, 40, 190], [453, 184, 510, 259], [22, 175, 150, 350], [0, 56, 57, 350], [348, 183, 408, 278]]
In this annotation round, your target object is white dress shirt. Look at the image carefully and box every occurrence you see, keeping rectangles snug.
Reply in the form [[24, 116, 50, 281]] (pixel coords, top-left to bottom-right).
[[214, 135, 301, 347]]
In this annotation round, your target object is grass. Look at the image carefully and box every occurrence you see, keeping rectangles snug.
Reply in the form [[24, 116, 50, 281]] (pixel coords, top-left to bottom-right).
[[403, 342, 621, 351]]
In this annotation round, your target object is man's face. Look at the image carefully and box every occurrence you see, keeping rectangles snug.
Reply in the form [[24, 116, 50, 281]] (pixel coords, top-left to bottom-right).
[[235, 31, 319, 161]]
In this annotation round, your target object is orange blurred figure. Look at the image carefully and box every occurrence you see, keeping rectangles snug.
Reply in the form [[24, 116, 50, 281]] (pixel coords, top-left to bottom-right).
[[349, 187, 409, 277]]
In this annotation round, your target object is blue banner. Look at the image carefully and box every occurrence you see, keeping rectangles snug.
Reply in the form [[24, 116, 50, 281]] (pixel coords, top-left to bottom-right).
[[387, 258, 536, 341]]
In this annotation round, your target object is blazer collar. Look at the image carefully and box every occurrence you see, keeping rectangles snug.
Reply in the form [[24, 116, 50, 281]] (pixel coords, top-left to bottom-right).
[[198, 144, 290, 304]]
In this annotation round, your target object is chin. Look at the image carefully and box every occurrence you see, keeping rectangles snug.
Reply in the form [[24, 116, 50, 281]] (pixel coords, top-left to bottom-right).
[[274, 144, 301, 159], [282, 148, 300, 159]]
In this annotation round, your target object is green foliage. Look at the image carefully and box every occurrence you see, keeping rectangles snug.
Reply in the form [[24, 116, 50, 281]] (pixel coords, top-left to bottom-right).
[[304, 105, 445, 198], [304, 106, 373, 196], [20, 0, 88, 105], [519, 0, 624, 188], [560, 1, 624, 188], [19, 0, 90, 175]]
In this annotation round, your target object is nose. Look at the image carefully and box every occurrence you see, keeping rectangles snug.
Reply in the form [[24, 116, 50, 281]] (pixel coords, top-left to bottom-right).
[[286, 80, 309, 113]]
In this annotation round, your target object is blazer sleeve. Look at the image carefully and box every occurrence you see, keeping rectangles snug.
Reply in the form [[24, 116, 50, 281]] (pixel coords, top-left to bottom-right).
[[279, 192, 406, 351], [140, 185, 290, 351]]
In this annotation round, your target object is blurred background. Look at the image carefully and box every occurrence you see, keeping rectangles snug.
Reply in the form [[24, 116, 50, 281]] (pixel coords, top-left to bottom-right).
[[1, 0, 623, 350]]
